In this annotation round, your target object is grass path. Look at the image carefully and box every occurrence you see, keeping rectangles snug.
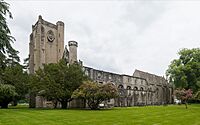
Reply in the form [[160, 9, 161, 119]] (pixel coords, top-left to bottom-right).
[[0, 104, 200, 125]]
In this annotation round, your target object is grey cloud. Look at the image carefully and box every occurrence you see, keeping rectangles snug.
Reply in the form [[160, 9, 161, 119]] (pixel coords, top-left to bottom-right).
[[122, 1, 167, 33], [7, 1, 200, 76]]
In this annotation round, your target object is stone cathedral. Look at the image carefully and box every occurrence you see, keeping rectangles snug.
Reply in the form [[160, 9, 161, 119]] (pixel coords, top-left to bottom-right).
[[29, 16, 173, 108]]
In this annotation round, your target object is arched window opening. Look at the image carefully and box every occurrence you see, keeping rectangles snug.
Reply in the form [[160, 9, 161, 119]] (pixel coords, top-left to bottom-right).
[[134, 87, 138, 91], [118, 85, 124, 89], [127, 86, 131, 96]]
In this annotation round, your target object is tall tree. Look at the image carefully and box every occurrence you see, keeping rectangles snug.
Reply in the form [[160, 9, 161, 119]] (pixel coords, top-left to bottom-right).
[[0, 0, 19, 69], [0, 0, 22, 107], [32, 60, 88, 109], [166, 48, 200, 93]]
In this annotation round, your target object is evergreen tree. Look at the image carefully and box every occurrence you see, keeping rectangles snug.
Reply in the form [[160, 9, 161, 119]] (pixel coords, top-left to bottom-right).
[[0, 0, 19, 69]]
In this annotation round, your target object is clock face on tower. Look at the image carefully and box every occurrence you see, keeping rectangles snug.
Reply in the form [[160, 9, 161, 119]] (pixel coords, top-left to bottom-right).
[[47, 30, 55, 42]]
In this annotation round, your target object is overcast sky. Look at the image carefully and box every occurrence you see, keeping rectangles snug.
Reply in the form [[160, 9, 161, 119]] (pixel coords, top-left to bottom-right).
[[7, 0, 200, 76]]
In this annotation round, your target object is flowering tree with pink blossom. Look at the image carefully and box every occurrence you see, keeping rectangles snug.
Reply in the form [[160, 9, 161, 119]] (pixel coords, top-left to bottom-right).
[[175, 89, 193, 109]]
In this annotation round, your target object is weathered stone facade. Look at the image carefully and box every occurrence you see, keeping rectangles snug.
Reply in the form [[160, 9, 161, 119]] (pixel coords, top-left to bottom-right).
[[29, 15, 64, 74], [81, 67, 173, 106], [29, 16, 173, 108]]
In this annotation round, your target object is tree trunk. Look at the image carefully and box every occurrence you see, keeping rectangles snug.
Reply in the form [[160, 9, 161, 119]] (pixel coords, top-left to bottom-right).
[[83, 99, 86, 108], [53, 100, 58, 109], [29, 92, 36, 108], [90, 105, 99, 110], [61, 101, 68, 109], [88, 100, 99, 110], [12, 99, 18, 106], [1, 102, 9, 108], [185, 102, 188, 109]]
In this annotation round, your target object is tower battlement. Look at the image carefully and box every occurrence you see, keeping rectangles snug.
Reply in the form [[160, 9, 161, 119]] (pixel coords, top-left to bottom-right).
[[68, 40, 78, 47]]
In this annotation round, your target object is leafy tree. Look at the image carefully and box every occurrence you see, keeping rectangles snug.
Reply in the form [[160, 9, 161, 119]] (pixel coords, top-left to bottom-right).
[[2, 64, 29, 104], [72, 81, 118, 110], [32, 60, 87, 109], [0, 84, 17, 108], [166, 48, 200, 93], [175, 89, 192, 109], [0, 0, 21, 107], [0, 0, 19, 69]]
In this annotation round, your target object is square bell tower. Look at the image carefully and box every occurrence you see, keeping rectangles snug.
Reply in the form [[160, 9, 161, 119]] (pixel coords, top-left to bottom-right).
[[29, 15, 64, 73]]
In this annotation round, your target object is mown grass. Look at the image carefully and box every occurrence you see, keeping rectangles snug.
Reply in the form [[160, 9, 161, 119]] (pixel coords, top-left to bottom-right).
[[0, 104, 200, 125]]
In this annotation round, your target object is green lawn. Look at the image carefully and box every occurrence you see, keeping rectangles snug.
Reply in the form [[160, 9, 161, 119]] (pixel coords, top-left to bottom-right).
[[0, 104, 200, 125]]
